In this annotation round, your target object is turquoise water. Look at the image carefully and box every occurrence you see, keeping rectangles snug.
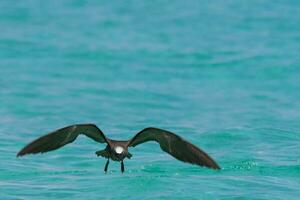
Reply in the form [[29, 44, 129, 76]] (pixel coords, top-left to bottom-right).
[[1, 0, 300, 199]]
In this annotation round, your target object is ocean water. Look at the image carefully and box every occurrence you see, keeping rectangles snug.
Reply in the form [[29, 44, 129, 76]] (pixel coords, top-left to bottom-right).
[[1, 0, 300, 199]]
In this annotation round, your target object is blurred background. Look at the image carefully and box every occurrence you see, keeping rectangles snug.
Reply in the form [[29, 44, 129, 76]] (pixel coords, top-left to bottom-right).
[[0, 0, 300, 199]]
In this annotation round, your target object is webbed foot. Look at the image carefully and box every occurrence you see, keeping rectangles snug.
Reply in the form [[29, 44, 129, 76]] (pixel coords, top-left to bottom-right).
[[121, 161, 125, 173], [104, 159, 109, 173]]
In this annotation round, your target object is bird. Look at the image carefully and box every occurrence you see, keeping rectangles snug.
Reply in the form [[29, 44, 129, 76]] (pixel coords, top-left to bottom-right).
[[17, 124, 220, 173]]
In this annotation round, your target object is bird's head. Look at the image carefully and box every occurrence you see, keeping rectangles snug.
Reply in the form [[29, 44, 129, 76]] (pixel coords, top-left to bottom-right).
[[113, 145, 128, 160], [114, 146, 124, 154]]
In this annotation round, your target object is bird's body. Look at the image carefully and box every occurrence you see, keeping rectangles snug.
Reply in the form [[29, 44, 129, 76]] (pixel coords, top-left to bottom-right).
[[17, 124, 220, 173], [96, 140, 132, 162]]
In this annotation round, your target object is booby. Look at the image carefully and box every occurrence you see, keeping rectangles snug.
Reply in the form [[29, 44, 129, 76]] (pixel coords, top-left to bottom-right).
[[17, 124, 220, 173]]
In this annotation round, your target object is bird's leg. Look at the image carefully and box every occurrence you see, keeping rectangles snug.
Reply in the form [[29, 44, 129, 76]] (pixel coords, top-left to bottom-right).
[[104, 159, 109, 173], [121, 161, 125, 173]]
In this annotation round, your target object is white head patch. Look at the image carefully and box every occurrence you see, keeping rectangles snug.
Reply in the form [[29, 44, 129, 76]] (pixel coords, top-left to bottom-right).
[[115, 146, 124, 154]]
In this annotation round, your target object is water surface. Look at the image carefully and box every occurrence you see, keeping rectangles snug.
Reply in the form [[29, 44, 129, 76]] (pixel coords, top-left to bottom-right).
[[1, 1, 300, 199]]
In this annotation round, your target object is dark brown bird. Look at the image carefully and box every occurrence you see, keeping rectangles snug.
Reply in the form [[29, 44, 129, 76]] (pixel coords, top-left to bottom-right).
[[17, 124, 220, 173]]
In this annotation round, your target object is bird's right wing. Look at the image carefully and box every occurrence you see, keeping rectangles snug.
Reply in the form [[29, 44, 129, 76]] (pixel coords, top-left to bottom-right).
[[128, 127, 220, 170], [17, 124, 109, 157]]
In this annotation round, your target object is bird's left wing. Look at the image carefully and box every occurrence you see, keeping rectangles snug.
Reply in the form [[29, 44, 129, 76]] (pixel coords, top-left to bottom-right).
[[17, 124, 109, 157], [128, 127, 220, 170]]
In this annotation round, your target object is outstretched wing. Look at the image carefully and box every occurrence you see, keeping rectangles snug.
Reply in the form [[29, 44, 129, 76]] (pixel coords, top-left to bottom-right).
[[128, 127, 220, 170], [17, 124, 108, 157]]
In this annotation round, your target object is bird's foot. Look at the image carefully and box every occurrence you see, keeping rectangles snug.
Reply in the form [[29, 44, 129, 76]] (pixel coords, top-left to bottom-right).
[[104, 159, 109, 173], [121, 161, 125, 173]]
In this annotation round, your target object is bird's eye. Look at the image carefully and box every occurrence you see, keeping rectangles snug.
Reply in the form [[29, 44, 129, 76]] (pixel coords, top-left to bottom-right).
[[115, 146, 124, 154]]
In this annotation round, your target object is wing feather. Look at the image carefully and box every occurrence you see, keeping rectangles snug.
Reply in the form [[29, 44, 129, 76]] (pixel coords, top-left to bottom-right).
[[128, 127, 220, 170], [17, 124, 108, 157]]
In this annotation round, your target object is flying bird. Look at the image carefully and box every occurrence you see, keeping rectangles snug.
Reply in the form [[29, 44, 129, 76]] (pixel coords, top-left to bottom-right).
[[17, 124, 220, 173]]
